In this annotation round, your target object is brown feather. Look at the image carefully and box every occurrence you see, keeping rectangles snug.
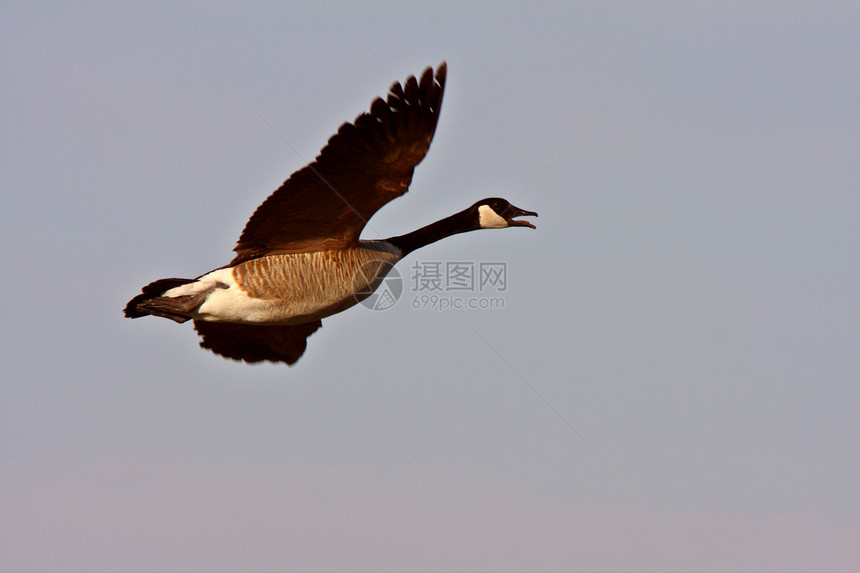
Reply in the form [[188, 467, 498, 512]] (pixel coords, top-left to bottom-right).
[[124, 277, 196, 321], [229, 63, 447, 265], [194, 320, 322, 365]]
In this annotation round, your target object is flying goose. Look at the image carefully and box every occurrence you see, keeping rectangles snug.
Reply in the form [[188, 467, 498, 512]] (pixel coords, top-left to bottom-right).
[[124, 63, 537, 365]]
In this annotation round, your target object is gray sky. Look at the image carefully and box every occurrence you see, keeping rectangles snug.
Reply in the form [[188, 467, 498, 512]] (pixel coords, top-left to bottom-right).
[[2, 2, 858, 572]]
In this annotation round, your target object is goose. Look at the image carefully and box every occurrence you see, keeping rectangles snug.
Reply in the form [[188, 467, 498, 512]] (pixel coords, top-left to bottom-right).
[[124, 63, 537, 365]]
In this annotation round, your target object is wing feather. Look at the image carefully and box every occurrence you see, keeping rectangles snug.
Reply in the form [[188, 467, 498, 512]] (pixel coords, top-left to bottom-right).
[[194, 320, 322, 365], [230, 63, 447, 265]]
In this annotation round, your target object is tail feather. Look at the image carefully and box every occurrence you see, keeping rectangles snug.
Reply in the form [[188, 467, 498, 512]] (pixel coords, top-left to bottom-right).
[[124, 278, 197, 322]]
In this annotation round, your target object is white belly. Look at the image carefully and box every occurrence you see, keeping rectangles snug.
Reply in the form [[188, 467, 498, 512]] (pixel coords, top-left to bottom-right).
[[165, 242, 402, 325]]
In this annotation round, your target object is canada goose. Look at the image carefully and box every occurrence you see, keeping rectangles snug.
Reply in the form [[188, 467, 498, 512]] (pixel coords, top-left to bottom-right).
[[124, 63, 537, 365]]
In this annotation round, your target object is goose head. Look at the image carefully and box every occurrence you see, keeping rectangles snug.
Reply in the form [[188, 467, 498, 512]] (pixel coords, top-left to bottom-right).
[[474, 198, 538, 230]]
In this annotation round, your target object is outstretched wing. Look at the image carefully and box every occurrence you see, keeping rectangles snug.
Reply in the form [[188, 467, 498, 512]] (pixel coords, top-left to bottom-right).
[[230, 63, 447, 265], [194, 320, 322, 365]]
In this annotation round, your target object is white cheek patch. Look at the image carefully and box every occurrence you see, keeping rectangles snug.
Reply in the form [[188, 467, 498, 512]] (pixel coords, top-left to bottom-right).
[[478, 204, 508, 229]]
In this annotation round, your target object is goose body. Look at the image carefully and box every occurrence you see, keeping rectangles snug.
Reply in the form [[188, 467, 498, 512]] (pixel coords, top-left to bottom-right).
[[125, 63, 537, 365], [165, 242, 401, 325]]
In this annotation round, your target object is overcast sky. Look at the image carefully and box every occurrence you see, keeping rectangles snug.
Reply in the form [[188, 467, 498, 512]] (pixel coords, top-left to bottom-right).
[[2, 2, 858, 572]]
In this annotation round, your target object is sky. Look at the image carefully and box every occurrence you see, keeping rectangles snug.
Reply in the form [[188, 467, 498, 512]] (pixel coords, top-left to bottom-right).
[[2, 2, 858, 572]]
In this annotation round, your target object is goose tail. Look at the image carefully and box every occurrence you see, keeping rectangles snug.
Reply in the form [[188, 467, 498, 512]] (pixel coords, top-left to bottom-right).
[[124, 278, 198, 323]]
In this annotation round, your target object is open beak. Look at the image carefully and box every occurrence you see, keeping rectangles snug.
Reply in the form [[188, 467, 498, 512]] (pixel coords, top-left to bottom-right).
[[506, 204, 538, 229]]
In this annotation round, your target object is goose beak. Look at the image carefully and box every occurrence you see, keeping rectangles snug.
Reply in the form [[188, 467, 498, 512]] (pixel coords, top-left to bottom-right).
[[506, 205, 538, 229]]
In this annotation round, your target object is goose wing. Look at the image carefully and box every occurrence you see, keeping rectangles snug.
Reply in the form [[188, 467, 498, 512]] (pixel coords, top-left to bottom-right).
[[230, 63, 447, 265], [194, 320, 322, 365]]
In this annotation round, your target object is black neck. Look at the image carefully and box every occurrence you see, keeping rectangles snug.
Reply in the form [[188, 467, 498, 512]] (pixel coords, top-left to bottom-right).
[[384, 209, 477, 256]]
